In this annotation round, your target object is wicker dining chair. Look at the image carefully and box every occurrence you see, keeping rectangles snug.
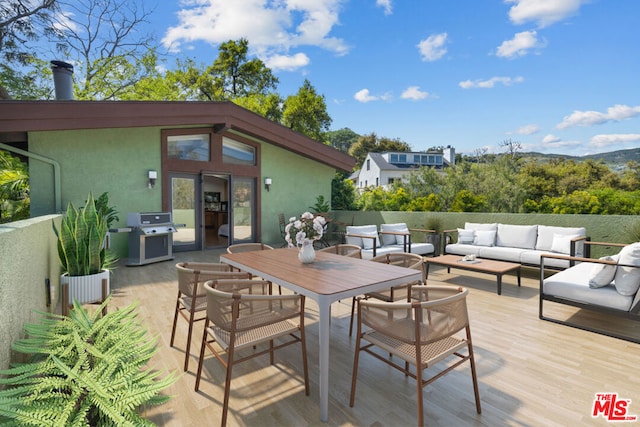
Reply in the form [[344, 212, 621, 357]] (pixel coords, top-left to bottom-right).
[[225, 242, 280, 292], [349, 252, 425, 336], [350, 285, 481, 427], [171, 262, 251, 372], [195, 279, 310, 427], [317, 243, 362, 258]]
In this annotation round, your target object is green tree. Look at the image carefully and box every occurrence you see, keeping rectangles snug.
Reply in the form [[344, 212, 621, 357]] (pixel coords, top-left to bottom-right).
[[206, 38, 278, 100], [326, 128, 360, 153], [53, 0, 157, 100], [450, 189, 486, 212], [331, 172, 357, 210], [282, 79, 332, 141], [0, 0, 58, 65], [0, 150, 30, 223], [0, 57, 54, 99]]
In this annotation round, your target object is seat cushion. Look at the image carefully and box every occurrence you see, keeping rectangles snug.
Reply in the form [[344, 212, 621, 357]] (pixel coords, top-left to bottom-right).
[[361, 245, 404, 260], [543, 262, 634, 311], [380, 223, 409, 245], [406, 242, 434, 256], [445, 243, 481, 257]]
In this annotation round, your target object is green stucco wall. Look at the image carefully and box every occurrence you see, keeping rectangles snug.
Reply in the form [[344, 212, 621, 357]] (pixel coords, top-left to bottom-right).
[[259, 142, 334, 245], [0, 215, 61, 370], [28, 127, 163, 257], [26, 126, 336, 255]]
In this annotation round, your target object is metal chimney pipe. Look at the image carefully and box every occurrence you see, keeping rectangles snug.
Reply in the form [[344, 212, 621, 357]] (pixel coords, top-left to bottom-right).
[[50, 60, 74, 100]]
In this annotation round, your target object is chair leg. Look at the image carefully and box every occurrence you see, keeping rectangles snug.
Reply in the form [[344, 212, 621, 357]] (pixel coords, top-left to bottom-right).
[[349, 296, 356, 336], [194, 320, 209, 392], [169, 292, 181, 347], [467, 332, 482, 414], [349, 321, 361, 407], [221, 344, 236, 427], [184, 308, 196, 371], [416, 359, 425, 427]]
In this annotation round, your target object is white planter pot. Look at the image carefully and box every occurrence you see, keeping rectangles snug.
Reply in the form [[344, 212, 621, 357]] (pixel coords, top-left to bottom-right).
[[61, 270, 110, 305]]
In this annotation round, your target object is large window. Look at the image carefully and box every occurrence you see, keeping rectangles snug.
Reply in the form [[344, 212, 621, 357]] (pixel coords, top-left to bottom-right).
[[223, 137, 255, 165], [167, 134, 210, 161]]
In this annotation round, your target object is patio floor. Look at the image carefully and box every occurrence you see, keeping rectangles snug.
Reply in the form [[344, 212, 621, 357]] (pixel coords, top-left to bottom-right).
[[106, 249, 640, 426]]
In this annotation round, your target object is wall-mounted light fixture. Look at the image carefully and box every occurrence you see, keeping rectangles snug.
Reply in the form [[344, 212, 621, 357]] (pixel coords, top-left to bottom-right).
[[148, 170, 157, 189], [264, 177, 272, 191]]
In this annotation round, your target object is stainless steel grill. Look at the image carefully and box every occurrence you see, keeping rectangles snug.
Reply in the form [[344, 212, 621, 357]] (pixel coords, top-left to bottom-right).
[[126, 212, 177, 266]]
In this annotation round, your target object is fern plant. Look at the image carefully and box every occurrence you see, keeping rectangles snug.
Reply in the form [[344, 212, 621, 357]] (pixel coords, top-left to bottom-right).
[[0, 299, 179, 426]]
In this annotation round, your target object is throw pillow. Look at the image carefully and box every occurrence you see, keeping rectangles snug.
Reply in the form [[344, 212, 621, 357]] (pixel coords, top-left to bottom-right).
[[614, 243, 640, 296], [588, 255, 619, 288], [473, 230, 496, 247], [550, 233, 581, 255], [457, 229, 475, 244], [360, 231, 381, 250]]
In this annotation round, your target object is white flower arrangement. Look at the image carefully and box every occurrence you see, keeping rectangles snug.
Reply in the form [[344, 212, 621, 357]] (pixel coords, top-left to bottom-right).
[[285, 212, 326, 248]]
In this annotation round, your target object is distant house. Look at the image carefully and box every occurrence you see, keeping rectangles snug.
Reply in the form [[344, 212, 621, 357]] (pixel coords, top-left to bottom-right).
[[353, 147, 455, 189], [0, 100, 355, 256]]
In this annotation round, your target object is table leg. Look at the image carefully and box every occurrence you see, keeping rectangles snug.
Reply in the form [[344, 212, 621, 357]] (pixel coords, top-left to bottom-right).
[[496, 274, 502, 295], [317, 299, 331, 422], [517, 269, 521, 287]]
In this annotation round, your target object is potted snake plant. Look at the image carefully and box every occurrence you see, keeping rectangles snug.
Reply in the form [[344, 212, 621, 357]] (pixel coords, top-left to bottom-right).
[[53, 193, 116, 307]]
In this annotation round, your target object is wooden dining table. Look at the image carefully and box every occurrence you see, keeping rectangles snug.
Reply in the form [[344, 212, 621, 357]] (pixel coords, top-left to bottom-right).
[[220, 247, 423, 423]]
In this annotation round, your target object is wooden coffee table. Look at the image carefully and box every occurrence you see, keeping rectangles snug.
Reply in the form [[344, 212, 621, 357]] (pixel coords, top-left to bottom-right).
[[425, 254, 521, 295]]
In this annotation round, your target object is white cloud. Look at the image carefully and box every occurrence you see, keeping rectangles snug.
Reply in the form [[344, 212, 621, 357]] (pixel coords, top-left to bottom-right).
[[496, 31, 544, 58], [354, 88, 392, 102], [162, 0, 347, 71], [263, 52, 310, 71], [459, 76, 524, 89], [540, 134, 581, 149], [516, 124, 540, 135], [556, 104, 640, 129], [590, 134, 640, 148], [506, 0, 586, 28], [401, 86, 429, 101], [417, 33, 448, 62], [377, 0, 392, 15], [354, 89, 378, 103]]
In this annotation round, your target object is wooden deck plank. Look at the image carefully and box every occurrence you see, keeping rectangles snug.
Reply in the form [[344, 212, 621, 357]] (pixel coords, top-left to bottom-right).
[[106, 249, 640, 426]]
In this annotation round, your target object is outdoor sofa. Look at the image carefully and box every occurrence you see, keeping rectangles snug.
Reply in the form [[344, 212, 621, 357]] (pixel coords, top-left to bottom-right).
[[540, 241, 640, 343], [443, 222, 588, 269], [345, 224, 436, 260]]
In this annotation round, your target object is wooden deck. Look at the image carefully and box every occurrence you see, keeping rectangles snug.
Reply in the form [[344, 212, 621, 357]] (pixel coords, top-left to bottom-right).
[[107, 250, 640, 426]]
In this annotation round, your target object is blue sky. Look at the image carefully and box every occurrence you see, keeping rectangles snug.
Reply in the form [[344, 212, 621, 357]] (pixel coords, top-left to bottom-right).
[[138, 1, 639, 155]]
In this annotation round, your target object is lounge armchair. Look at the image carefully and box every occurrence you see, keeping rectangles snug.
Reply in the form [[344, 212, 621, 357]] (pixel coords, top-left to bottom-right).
[[346, 224, 436, 260]]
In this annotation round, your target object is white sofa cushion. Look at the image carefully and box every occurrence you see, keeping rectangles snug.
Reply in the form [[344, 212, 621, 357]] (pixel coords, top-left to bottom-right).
[[457, 229, 475, 244], [537, 225, 586, 257], [543, 262, 634, 311], [589, 255, 619, 289], [445, 243, 481, 257], [406, 242, 434, 256], [477, 246, 524, 263], [473, 230, 496, 246], [465, 222, 498, 231], [614, 243, 640, 296], [360, 231, 380, 249], [496, 224, 538, 250], [361, 245, 403, 260], [550, 233, 582, 255], [346, 225, 378, 249], [380, 223, 409, 245]]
